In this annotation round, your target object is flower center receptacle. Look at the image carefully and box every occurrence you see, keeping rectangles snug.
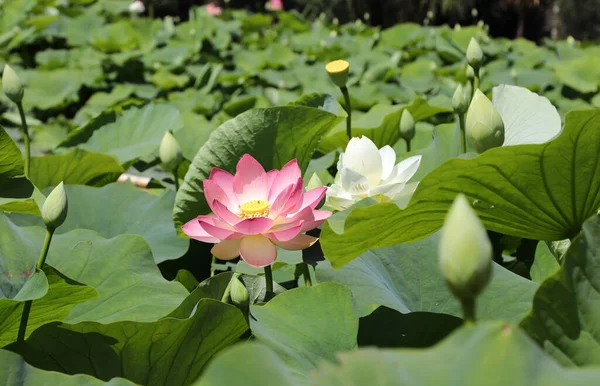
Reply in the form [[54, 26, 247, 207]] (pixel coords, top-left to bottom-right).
[[239, 200, 270, 219]]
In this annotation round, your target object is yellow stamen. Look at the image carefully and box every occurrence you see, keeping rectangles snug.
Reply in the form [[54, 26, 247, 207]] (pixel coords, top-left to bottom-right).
[[239, 200, 270, 219]]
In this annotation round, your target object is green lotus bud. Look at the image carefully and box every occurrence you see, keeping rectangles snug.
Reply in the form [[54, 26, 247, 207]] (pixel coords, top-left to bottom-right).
[[399, 109, 415, 142], [306, 172, 324, 190], [325, 60, 349, 88], [439, 194, 492, 300], [466, 89, 505, 153], [465, 65, 475, 80], [2, 64, 24, 104], [452, 84, 468, 114], [159, 131, 183, 171], [42, 182, 68, 230], [466, 38, 483, 70], [230, 275, 249, 310]]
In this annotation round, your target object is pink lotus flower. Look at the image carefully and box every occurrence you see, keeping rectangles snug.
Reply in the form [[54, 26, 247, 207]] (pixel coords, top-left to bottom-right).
[[266, 0, 284, 11], [183, 155, 331, 268], [205, 2, 222, 16]]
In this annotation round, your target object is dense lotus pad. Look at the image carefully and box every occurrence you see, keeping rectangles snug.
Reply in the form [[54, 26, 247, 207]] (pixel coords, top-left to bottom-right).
[[183, 154, 331, 267]]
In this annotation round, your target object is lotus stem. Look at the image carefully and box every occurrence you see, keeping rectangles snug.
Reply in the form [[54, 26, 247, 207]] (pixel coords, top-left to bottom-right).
[[17, 228, 54, 342], [16, 102, 30, 178], [406, 139, 412, 153], [264, 264, 273, 295], [461, 297, 476, 324], [340, 86, 352, 140], [459, 113, 466, 154], [300, 263, 312, 287], [173, 166, 180, 192]]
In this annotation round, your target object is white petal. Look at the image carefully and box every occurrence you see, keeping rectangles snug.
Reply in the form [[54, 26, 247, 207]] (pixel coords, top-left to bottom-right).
[[343, 136, 382, 186], [378, 146, 396, 181], [369, 181, 404, 198], [340, 168, 370, 195], [386, 155, 422, 184], [325, 184, 358, 211]]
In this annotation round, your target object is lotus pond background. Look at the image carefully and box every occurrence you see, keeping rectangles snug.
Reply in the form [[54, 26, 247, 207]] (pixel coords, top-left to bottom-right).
[[1, 0, 600, 385]]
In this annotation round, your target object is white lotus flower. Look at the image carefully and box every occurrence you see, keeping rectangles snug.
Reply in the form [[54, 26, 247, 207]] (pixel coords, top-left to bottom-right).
[[128, 0, 145, 14], [325, 136, 422, 211]]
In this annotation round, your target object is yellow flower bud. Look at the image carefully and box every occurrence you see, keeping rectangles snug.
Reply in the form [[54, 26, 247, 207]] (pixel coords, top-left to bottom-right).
[[2, 64, 24, 104], [439, 194, 492, 300], [325, 60, 350, 88], [42, 182, 68, 230], [399, 109, 415, 142], [159, 131, 183, 171], [466, 38, 483, 70], [466, 89, 505, 153]]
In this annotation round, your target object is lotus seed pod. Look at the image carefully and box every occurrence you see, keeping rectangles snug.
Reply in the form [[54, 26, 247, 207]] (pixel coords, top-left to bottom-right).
[[465, 65, 475, 80], [439, 194, 492, 300], [159, 131, 183, 171], [2, 64, 24, 104], [452, 84, 468, 114], [466, 89, 505, 153], [466, 38, 483, 70], [325, 59, 349, 88], [230, 275, 250, 310], [42, 182, 68, 230], [399, 109, 415, 142]]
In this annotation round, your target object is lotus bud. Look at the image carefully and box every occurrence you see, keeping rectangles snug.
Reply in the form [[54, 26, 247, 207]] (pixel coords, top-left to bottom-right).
[[2, 64, 24, 104], [42, 182, 68, 231], [439, 194, 492, 300], [452, 84, 468, 114], [466, 38, 483, 71], [466, 89, 505, 153], [159, 131, 183, 171], [306, 173, 324, 191], [399, 109, 415, 142], [230, 275, 250, 310], [325, 60, 350, 88], [465, 65, 475, 80]]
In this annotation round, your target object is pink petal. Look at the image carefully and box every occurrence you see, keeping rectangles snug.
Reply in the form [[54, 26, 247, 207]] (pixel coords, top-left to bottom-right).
[[269, 183, 295, 218], [239, 235, 277, 268], [276, 205, 314, 226], [233, 155, 268, 203], [273, 234, 318, 251], [211, 239, 241, 260], [267, 169, 279, 190], [199, 217, 242, 240], [279, 179, 304, 216], [212, 200, 242, 226], [265, 223, 303, 242], [182, 217, 220, 243], [204, 180, 233, 213], [234, 217, 274, 235], [298, 187, 327, 211], [300, 209, 331, 232], [269, 159, 301, 201], [209, 168, 238, 207]]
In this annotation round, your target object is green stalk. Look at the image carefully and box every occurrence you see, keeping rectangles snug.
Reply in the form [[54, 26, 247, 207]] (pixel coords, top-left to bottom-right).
[[458, 113, 466, 154], [172, 166, 180, 191], [264, 264, 273, 294], [461, 297, 476, 324], [16, 102, 30, 178], [300, 263, 312, 287], [406, 139, 411, 153], [340, 86, 352, 140], [17, 228, 54, 343]]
